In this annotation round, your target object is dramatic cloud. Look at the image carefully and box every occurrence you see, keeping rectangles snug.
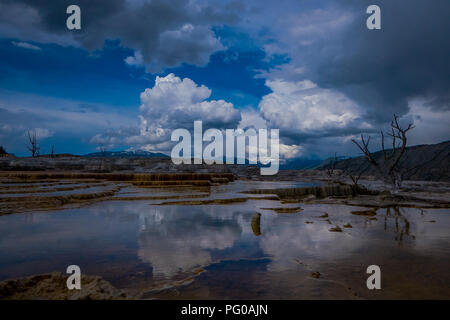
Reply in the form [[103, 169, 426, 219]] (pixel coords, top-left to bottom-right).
[[0, 0, 238, 71], [91, 73, 242, 151], [403, 98, 450, 146], [253, 0, 450, 126], [258, 79, 369, 142], [1, 0, 448, 158], [140, 73, 240, 129]]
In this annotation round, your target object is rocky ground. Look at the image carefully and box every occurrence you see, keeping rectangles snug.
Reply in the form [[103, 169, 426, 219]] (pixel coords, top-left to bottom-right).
[[0, 273, 129, 300]]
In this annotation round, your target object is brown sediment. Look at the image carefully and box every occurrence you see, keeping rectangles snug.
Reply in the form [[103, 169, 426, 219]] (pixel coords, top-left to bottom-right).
[[329, 226, 343, 232], [0, 171, 236, 215], [131, 180, 213, 187], [0, 171, 236, 182], [0, 272, 129, 300], [260, 207, 303, 214], [0, 187, 121, 215], [243, 183, 450, 208], [251, 213, 262, 236], [111, 194, 210, 201], [343, 223, 353, 228], [0, 183, 64, 190], [351, 209, 377, 216], [192, 268, 205, 275], [243, 184, 373, 199], [310, 272, 321, 279], [318, 213, 329, 218], [0, 182, 112, 194], [0, 179, 102, 186], [280, 199, 301, 204], [0, 172, 234, 191], [0, 187, 120, 203]]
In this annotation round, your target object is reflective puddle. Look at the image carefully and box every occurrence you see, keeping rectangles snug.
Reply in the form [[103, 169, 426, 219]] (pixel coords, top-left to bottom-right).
[[0, 181, 449, 299]]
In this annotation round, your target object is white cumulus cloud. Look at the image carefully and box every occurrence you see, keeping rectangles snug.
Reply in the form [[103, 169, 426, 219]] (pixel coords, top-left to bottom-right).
[[91, 73, 242, 151], [259, 79, 363, 134]]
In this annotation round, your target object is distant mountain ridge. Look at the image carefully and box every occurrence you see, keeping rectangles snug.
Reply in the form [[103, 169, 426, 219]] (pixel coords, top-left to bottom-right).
[[83, 150, 169, 158], [279, 157, 324, 170], [82, 150, 323, 170]]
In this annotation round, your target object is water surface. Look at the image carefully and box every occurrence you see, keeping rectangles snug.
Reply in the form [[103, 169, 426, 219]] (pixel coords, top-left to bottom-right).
[[0, 181, 449, 299]]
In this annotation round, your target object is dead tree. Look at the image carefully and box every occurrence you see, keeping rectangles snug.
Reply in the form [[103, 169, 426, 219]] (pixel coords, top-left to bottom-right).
[[50, 145, 55, 158], [325, 152, 338, 178], [26, 130, 40, 157], [338, 159, 369, 189], [324, 152, 347, 184], [98, 144, 107, 171], [351, 114, 414, 190], [344, 164, 368, 188], [99, 144, 107, 157]]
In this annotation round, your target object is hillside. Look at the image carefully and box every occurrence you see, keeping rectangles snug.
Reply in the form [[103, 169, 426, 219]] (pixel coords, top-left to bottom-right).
[[321, 141, 450, 182]]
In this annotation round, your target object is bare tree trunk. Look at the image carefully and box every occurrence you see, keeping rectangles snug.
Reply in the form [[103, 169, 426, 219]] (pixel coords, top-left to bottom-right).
[[98, 144, 107, 171], [26, 130, 40, 157], [351, 114, 415, 191]]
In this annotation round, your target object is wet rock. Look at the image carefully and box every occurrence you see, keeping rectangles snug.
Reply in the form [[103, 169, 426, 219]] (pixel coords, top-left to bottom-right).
[[329, 226, 343, 232], [251, 213, 262, 236], [310, 272, 321, 279], [0, 272, 128, 300], [244, 184, 376, 199], [351, 209, 377, 216], [280, 199, 301, 204], [343, 223, 353, 228], [260, 207, 303, 214], [192, 268, 205, 275]]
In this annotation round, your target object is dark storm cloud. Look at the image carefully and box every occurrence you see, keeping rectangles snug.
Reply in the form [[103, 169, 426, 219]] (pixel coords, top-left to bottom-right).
[[0, 0, 239, 70], [300, 0, 450, 123]]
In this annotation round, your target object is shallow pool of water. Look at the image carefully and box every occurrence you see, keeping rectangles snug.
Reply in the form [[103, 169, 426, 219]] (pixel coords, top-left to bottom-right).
[[0, 181, 449, 299]]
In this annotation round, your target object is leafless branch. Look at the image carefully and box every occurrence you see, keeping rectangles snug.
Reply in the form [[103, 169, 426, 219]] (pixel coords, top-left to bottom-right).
[[351, 114, 415, 190], [26, 130, 40, 157]]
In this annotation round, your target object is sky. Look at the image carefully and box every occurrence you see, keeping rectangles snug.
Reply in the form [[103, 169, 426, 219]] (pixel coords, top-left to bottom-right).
[[0, 0, 449, 159]]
